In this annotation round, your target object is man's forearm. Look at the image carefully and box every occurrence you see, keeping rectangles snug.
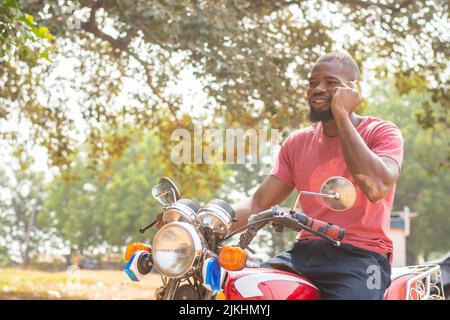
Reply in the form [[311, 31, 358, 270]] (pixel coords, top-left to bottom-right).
[[230, 196, 263, 233], [229, 175, 294, 234], [335, 115, 395, 202]]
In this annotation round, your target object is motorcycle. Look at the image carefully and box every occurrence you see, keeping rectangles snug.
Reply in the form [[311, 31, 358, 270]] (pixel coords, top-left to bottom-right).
[[123, 176, 446, 300]]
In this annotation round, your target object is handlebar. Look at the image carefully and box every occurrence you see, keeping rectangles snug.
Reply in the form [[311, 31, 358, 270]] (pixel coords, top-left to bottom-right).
[[291, 212, 345, 241], [236, 206, 345, 250]]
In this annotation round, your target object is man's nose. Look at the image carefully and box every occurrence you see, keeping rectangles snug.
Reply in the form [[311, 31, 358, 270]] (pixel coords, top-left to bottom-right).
[[310, 83, 327, 95]]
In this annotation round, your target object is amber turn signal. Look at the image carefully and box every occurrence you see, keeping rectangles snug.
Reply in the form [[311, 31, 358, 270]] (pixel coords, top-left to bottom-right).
[[124, 242, 151, 262], [218, 246, 247, 271], [215, 291, 226, 300]]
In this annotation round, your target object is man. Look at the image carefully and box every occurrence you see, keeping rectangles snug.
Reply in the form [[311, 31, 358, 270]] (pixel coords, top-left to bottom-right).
[[230, 52, 403, 300]]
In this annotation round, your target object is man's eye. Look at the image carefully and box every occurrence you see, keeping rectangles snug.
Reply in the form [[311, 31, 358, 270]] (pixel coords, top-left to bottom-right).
[[328, 81, 340, 86]]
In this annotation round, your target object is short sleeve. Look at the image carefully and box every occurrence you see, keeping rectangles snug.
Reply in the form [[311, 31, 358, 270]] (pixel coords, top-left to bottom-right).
[[369, 122, 404, 170], [270, 136, 295, 188]]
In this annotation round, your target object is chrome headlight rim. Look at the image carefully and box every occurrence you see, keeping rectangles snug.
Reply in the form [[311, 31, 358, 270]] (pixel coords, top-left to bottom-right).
[[162, 199, 199, 224], [196, 201, 234, 234], [152, 221, 205, 278]]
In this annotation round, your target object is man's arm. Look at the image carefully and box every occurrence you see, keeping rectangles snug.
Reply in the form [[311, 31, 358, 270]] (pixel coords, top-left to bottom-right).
[[230, 175, 293, 233], [336, 116, 400, 202], [332, 81, 401, 202]]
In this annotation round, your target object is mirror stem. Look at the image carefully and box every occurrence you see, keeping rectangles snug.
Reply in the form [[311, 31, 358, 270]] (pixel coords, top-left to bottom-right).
[[291, 193, 302, 212], [300, 191, 338, 199], [291, 191, 339, 212], [139, 220, 157, 233]]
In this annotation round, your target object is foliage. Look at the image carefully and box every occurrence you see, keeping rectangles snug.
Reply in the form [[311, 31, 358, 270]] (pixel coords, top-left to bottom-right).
[[0, 0, 54, 60], [0, 0, 57, 166], [0, 163, 48, 266], [44, 130, 230, 253], [1, 0, 449, 264], [0, 0, 447, 171]]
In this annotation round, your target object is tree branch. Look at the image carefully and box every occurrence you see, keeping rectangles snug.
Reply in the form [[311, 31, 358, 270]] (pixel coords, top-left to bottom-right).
[[80, 3, 136, 51], [260, 0, 416, 13], [325, 0, 415, 11]]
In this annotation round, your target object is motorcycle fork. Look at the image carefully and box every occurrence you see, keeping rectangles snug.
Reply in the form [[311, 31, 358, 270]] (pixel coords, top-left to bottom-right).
[[160, 273, 213, 300], [162, 278, 180, 300]]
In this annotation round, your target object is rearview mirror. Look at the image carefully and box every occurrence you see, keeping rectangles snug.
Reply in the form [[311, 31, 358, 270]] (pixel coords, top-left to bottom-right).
[[320, 176, 356, 211], [292, 176, 356, 212], [151, 177, 180, 206]]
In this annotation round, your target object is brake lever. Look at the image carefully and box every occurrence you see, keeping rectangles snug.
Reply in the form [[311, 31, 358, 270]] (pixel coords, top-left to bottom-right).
[[245, 246, 256, 255]]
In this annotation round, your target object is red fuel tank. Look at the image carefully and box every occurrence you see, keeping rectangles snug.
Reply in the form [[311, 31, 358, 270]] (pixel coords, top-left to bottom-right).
[[223, 268, 320, 300]]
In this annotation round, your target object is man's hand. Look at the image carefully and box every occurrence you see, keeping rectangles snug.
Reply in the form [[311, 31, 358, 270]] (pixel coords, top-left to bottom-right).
[[155, 213, 165, 229], [331, 80, 361, 119]]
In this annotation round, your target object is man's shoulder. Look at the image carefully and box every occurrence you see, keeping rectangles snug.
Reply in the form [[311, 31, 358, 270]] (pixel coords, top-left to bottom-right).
[[285, 123, 318, 142], [362, 116, 401, 132], [360, 116, 404, 147]]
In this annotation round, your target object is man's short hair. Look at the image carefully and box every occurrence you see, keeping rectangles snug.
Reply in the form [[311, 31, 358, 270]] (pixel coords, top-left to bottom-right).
[[315, 52, 360, 80]]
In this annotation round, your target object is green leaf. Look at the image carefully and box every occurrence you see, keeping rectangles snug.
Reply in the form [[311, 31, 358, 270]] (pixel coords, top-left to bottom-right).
[[36, 26, 54, 40], [39, 50, 53, 62], [5, 0, 18, 7], [19, 14, 34, 28]]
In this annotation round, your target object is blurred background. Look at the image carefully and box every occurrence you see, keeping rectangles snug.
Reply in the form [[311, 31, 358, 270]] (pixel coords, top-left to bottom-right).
[[0, 0, 449, 299]]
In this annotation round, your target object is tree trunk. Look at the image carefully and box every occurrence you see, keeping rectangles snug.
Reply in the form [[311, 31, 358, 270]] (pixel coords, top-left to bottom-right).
[[22, 207, 37, 269]]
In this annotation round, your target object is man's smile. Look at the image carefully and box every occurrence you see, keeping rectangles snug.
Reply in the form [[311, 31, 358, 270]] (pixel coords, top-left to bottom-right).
[[310, 95, 332, 108]]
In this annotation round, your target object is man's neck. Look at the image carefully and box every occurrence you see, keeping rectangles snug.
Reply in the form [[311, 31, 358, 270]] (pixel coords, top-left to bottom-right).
[[321, 113, 363, 138]]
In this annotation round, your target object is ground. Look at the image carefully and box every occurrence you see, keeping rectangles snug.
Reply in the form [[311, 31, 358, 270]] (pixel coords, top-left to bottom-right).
[[0, 268, 162, 300]]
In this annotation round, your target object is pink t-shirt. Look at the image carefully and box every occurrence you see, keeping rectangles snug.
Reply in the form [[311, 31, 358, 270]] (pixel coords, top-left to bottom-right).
[[271, 116, 404, 255]]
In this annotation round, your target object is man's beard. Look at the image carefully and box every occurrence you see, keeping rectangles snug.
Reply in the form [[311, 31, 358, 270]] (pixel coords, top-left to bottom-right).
[[309, 104, 334, 123]]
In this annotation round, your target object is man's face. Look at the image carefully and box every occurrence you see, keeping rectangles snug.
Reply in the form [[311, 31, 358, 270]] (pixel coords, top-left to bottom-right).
[[307, 60, 356, 123]]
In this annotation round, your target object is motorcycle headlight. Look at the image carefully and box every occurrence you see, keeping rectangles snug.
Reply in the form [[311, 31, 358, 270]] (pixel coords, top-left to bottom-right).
[[162, 199, 200, 224], [152, 222, 204, 278], [196, 199, 235, 237]]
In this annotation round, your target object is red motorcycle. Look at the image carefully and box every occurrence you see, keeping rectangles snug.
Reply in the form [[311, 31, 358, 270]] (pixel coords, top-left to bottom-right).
[[123, 177, 445, 300]]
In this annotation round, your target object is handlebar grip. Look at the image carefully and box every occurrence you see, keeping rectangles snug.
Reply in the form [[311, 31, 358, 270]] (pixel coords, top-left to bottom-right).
[[293, 213, 345, 241]]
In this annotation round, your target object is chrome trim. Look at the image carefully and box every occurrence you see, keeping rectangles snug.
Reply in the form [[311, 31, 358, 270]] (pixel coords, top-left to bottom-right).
[[196, 204, 233, 233], [162, 202, 198, 224], [402, 264, 445, 300], [152, 222, 206, 278]]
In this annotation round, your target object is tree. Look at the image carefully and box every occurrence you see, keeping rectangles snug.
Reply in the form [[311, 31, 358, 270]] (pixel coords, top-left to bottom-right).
[[1, 0, 56, 163], [44, 130, 230, 253], [0, 0, 447, 172], [0, 164, 48, 267]]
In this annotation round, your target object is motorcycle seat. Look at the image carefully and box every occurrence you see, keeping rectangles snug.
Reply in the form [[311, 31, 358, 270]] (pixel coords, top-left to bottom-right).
[[390, 267, 414, 281], [384, 267, 415, 300]]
